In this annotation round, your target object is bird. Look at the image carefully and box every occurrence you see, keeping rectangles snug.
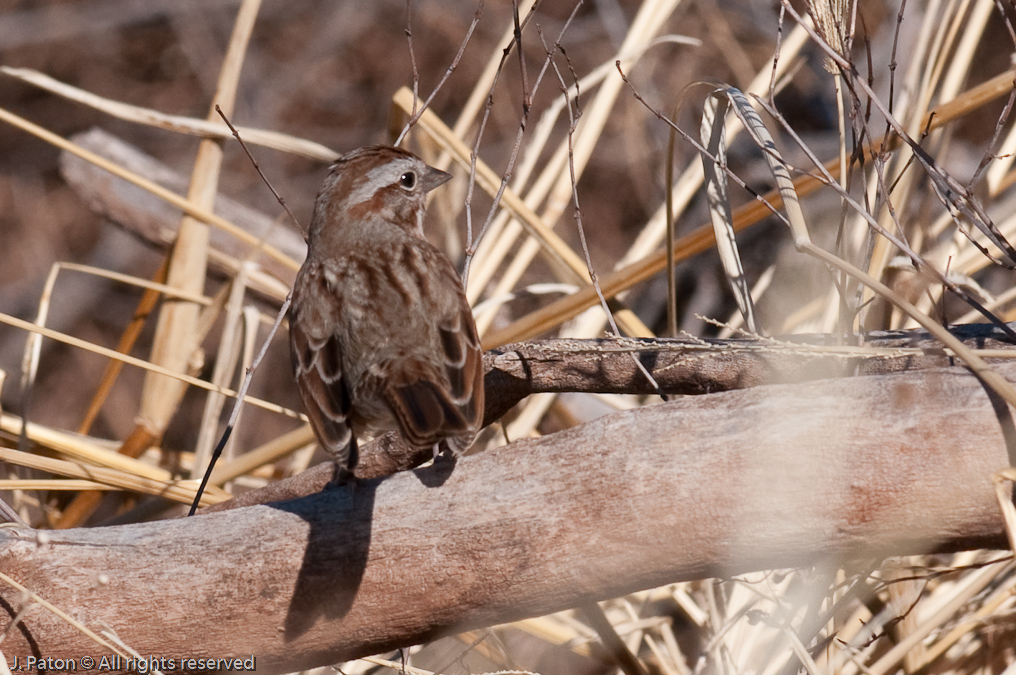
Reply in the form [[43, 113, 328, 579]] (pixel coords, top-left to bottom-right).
[[288, 145, 484, 485]]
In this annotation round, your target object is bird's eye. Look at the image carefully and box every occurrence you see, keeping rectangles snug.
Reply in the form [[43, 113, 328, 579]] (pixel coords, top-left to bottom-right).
[[399, 171, 417, 189]]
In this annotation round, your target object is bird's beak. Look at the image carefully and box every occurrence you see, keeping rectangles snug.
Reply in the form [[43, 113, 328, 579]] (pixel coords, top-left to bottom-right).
[[422, 166, 452, 192]]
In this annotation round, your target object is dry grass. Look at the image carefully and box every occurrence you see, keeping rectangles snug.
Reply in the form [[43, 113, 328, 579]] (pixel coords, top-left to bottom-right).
[[2, 0, 1016, 672]]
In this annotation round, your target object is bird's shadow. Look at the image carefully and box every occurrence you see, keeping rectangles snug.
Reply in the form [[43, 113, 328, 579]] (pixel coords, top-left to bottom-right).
[[274, 457, 455, 639], [272, 480, 376, 639]]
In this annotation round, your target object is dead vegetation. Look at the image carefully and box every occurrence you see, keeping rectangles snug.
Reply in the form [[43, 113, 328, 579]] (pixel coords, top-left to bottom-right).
[[3, 0, 1016, 673]]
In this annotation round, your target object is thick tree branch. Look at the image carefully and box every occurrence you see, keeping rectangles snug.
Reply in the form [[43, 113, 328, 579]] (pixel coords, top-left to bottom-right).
[[215, 322, 1016, 498], [2, 360, 1013, 673]]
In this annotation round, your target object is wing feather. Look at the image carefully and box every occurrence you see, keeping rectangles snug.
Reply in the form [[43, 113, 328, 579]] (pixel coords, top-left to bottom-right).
[[374, 279, 484, 454], [289, 271, 356, 471]]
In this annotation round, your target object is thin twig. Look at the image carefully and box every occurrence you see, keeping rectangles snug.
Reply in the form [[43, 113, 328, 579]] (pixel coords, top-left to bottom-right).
[[395, 0, 486, 147], [189, 108, 305, 515], [462, 0, 546, 275], [214, 104, 304, 237], [544, 25, 666, 399], [187, 291, 292, 516], [405, 0, 420, 122]]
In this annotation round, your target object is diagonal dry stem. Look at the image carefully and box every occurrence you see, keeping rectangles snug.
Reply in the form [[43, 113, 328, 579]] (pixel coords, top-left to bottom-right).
[[0, 66, 337, 161], [0, 312, 299, 420], [481, 65, 1016, 348], [0, 107, 298, 273], [393, 86, 653, 338]]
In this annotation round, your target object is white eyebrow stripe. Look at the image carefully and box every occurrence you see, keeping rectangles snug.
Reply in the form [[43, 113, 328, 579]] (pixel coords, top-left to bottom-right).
[[343, 158, 413, 206]]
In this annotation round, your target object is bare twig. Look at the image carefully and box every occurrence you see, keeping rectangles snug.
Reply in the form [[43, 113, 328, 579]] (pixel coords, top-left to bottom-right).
[[394, 0, 486, 147], [543, 25, 666, 398], [189, 107, 305, 516], [214, 105, 305, 237]]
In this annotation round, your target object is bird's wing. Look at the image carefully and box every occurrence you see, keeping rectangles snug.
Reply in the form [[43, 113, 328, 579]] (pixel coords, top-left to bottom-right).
[[289, 283, 356, 471]]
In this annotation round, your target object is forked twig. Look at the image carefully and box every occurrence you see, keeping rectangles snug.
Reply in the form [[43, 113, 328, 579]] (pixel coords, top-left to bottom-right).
[[394, 0, 486, 147], [461, 0, 549, 274]]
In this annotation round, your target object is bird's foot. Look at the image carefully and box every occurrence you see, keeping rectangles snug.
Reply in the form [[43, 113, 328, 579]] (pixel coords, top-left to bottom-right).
[[431, 442, 458, 468], [324, 464, 356, 491]]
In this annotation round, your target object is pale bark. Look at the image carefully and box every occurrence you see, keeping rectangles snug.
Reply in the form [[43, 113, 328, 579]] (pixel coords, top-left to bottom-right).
[[2, 361, 1013, 673]]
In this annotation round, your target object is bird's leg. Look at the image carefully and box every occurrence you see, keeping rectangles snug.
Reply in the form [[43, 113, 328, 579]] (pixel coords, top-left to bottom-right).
[[325, 436, 358, 490], [432, 440, 458, 468]]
